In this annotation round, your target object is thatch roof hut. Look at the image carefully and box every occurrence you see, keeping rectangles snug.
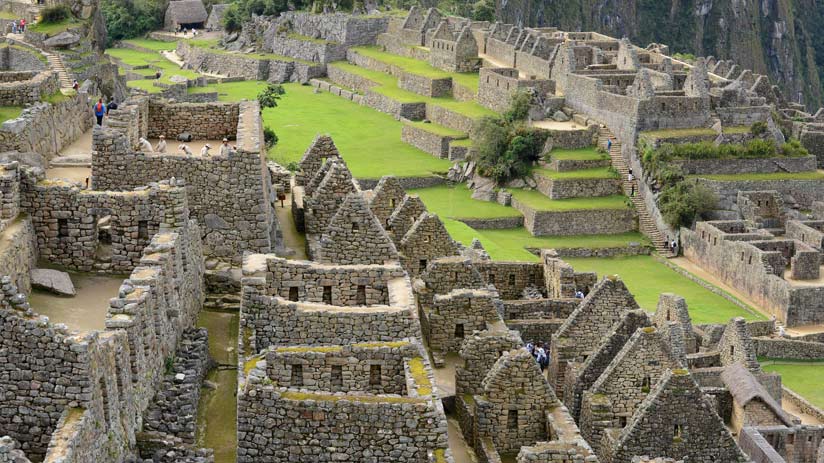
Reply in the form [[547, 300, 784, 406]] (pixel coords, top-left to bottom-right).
[[164, 0, 208, 31]]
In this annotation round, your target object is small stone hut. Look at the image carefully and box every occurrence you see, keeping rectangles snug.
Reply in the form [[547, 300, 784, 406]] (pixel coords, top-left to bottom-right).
[[164, 0, 208, 31]]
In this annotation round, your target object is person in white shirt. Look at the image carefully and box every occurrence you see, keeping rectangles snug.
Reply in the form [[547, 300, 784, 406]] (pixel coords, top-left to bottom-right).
[[219, 137, 236, 157], [200, 144, 212, 157], [138, 137, 153, 152], [155, 135, 167, 153], [178, 144, 193, 156]]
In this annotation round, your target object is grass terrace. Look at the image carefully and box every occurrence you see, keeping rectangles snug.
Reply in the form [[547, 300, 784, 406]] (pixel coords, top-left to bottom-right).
[[287, 32, 335, 44], [122, 38, 178, 51], [188, 39, 314, 65], [549, 147, 609, 161], [410, 184, 522, 219], [564, 256, 764, 324], [640, 127, 717, 141], [330, 62, 494, 119], [509, 189, 630, 211], [351, 45, 480, 93], [761, 359, 824, 408], [106, 47, 201, 92], [534, 166, 618, 180], [28, 17, 81, 35], [688, 171, 824, 181], [0, 106, 22, 124], [404, 120, 467, 138]]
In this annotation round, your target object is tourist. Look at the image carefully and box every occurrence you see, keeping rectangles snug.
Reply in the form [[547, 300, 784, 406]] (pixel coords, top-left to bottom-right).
[[107, 100, 118, 115], [138, 137, 153, 152], [670, 239, 678, 255], [630, 183, 635, 197], [627, 171, 634, 183], [93, 98, 106, 126], [219, 138, 236, 157], [526, 342, 534, 357], [155, 135, 167, 153], [19, 18, 25, 32], [12, 20, 18, 34], [575, 290, 584, 299], [200, 144, 212, 157], [778, 324, 785, 337], [178, 144, 193, 156], [155, 70, 162, 80], [535, 343, 548, 371], [606, 137, 612, 151], [71, 79, 79, 91]]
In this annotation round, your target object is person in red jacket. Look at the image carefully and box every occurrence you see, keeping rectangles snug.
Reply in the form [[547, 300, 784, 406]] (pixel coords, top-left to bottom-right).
[[93, 98, 106, 126]]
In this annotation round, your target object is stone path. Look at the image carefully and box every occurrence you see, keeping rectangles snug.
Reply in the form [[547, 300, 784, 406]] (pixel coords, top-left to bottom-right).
[[7, 33, 74, 88], [275, 192, 307, 260], [782, 397, 824, 425], [598, 126, 674, 257]]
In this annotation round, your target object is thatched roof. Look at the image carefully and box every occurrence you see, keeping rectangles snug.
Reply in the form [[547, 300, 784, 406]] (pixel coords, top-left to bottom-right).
[[720, 364, 795, 426], [165, 0, 208, 25]]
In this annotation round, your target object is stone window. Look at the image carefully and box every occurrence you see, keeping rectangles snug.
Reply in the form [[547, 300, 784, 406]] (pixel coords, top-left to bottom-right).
[[508, 274, 515, 286], [352, 222, 360, 233], [58, 218, 69, 238], [641, 375, 651, 392], [489, 274, 495, 284], [673, 424, 684, 440], [138, 220, 149, 240], [356, 285, 366, 305], [389, 198, 396, 209], [322, 286, 332, 305], [730, 345, 735, 356], [787, 434, 795, 445], [331, 365, 343, 387], [369, 364, 382, 385], [288, 287, 299, 302], [419, 259, 428, 272], [507, 410, 518, 429], [99, 376, 110, 429], [290, 364, 303, 386], [748, 256, 753, 265], [454, 323, 465, 339], [385, 219, 391, 229], [619, 416, 627, 427]]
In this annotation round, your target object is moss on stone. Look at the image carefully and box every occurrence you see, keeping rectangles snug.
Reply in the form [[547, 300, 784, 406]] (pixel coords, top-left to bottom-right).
[[408, 357, 432, 396], [275, 346, 343, 353], [279, 390, 426, 404], [352, 340, 410, 349]]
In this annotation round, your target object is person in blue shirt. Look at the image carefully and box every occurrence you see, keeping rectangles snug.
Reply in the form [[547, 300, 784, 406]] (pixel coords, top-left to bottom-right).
[[93, 98, 106, 126]]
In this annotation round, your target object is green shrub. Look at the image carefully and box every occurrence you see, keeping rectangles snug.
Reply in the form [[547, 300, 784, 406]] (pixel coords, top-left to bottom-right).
[[257, 84, 285, 108], [286, 161, 300, 172], [659, 181, 717, 229], [503, 90, 532, 123], [101, 0, 163, 44], [780, 138, 809, 157], [264, 127, 278, 148], [40, 5, 72, 23], [750, 121, 768, 136]]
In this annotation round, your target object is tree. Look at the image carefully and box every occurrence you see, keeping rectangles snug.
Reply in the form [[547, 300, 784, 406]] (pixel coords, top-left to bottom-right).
[[257, 84, 286, 108]]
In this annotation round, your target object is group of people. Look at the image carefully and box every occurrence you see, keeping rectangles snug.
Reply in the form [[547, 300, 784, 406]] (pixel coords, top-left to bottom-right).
[[526, 342, 550, 371], [92, 98, 118, 126], [136, 135, 237, 158], [665, 236, 679, 255], [8, 18, 27, 34]]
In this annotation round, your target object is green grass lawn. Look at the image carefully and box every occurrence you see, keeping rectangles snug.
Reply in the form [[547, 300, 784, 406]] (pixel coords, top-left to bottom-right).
[[410, 184, 522, 219], [564, 256, 763, 324], [0, 106, 23, 124], [723, 125, 751, 134], [106, 47, 201, 92], [510, 189, 630, 211], [535, 166, 618, 180], [404, 120, 466, 138], [29, 18, 80, 35], [351, 45, 479, 93], [689, 172, 824, 181], [761, 360, 824, 408], [189, 39, 313, 65], [640, 127, 717, 141], [122, 38, 178, 51], [444, 218, 649, 261], [550, 147, 609, 161], [328, 62, 494, 119]]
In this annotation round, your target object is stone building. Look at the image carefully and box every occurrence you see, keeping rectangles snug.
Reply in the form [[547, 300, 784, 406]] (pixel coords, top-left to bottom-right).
[[429, 21, 479, 73], [164, 0, 208, 31]]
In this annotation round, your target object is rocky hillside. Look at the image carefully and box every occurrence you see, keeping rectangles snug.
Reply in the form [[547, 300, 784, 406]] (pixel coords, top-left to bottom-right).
[[495, 0, 824, 109]]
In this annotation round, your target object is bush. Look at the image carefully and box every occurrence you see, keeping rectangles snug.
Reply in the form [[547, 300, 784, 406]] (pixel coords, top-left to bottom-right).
[[264, 127, 278, 148], [101, 0, 163, 44], [750, 121, 768, 136], [40, 5, 72, 23], [780, 138, 809, 157], [286, 161, 300, 172], [257, 84, 285, 108], [658, 181, 717, 229], [503, 90, 532, 123]]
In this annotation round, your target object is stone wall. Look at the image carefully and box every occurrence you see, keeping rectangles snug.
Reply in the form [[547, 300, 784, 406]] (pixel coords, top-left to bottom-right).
[[0, 91, 92, 159], [0, 215, 36, 293], [0, 70, 58, 106], [177, 41, 324, 83], [754, 337, 824, 359], [401, 122, 465, 158], [672, 156, 816, 175], [424, 289, 500, 353], [477, 67, 553, 113], [92, 99, 279, 263], [474, 261, 544, 299], [698, 177, 824, 210], [512, 198, 636, 236], [146, 99, 239, 140], [269, 35, 348, 64], [534, 175, 622, 200], [0, 44, 47, 72], [279, 12, 389, 46]]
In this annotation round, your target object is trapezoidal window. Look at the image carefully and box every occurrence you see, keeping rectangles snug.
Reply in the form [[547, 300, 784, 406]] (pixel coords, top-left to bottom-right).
[[137, 220, 149, 240], [58, 218, 69, 238], [356, 285, 366, 305], [389, 198, 396, 209], [331, 365, 343, 387], [509, 274, 516, 286], [507, 410, 518, 429], [369, 364, 382, 385], [288, 287, 299, 302], [322, 286, 332, 305], [352, 222, 360, 233], [290, 364, 303, 386], [454, 323, 465, 339], [419, 259, 428, 272]]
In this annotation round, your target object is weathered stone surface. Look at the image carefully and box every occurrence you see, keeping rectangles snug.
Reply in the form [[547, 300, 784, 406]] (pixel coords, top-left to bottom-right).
[[30, 268, 75, 296]]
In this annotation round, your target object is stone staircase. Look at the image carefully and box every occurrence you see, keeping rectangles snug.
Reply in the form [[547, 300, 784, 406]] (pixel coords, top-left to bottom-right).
[[43, 51, 74, 89], [597, 127, 675, 257]]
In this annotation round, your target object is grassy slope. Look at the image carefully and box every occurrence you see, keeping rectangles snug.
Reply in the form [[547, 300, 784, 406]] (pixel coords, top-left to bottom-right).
[[510, 189, 630, 211], [29, 18, 80, 35], [410, 185, 522, 219], [550, 147, 609, 161], [762, 360, 824, 408], [564, 256, 763, 324], [122, 38, 178, 51], [535, 166, 618, 180], [351, 45, 480, 92], [0, 106, 22, 124]]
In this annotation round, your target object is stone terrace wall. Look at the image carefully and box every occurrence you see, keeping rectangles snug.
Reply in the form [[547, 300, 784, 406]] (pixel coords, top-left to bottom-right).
[[264, 341, 420, 394], [237, 383, 446, 463], [23, 178, 189, 273], [269, 35, 348, 64], [0, 44, 47, 72], [177, 41, 325, 83], [0, 216, 36, 293], [474, 261, 545, 299], [147, 100, 239, 140], [697, 177, 824, 210], [0, 91, 93, 159], [672, 156, 816, 176], [92, 100, 278, 263], [255, 255, 406, 306], [512, 198, 636, 236], [0, 70, 57, 106], [280, 12, 390, 46], [755, 338, 824, 359]]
